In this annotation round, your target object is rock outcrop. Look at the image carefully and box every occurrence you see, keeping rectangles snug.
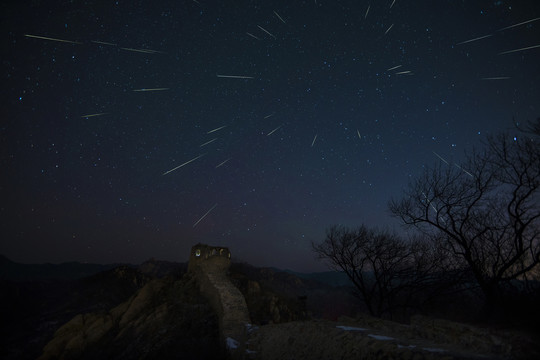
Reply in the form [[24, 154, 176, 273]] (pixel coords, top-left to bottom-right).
[[38, 275, 223, 360]]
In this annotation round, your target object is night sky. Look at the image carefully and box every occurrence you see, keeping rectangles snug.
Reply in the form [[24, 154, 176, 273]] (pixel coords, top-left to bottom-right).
[[2, 0, 539, 271]]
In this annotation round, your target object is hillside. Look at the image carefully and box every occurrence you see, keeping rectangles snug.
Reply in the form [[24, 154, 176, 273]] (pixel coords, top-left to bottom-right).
[[0, 257, 350, 359], [1, 256, 538, 359], [0, 254, 122, 281]]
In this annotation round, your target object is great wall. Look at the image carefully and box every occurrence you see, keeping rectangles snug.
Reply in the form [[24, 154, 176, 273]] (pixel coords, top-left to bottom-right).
[[188, 243, 251, 359]]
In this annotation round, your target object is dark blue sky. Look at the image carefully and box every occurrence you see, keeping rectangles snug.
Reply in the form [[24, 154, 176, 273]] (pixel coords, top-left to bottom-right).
[[2, 0, 539, 271]]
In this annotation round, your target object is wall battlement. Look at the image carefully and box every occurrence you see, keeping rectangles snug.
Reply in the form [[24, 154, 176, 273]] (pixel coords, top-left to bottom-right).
[[188, 243, 250, 359], [188, 243, 231, 272]]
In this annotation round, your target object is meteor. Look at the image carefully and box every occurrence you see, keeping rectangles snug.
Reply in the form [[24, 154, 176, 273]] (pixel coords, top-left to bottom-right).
[[432, 151, 449, 165], [497, 17, 540, 31], [132, 88, 169, 92], [193, 204, 218, 228], [454, 163, 474, 177], [207, 125, 227, 134], [273, 11, 286, 24], [257, 25, 276, 39], [481, 77, 510, 80], [216, 158, 231, 168], [246, 32, 260, 40], [91, 40, 117, 46], [81, 113, 108, 118], [121, 47, 164, 54], [498, 44, 540, 55], [200, 138, 217, 147], [162, 154, 205, 175], [455, 34, 492, 46], [216, 74, 254, 79], [24, 34, 81, 44], [422, 191, 439, 213], [267, 125, 282, 136]]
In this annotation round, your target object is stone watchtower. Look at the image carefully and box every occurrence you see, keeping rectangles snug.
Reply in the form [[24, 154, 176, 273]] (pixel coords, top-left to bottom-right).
[[188, 243, 251, 358], [188, 243, 231, 273]]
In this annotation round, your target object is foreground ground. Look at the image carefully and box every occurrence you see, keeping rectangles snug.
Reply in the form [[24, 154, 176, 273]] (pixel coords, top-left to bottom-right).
[[2, 257, 539, 359], [245, 315, 539, 360]]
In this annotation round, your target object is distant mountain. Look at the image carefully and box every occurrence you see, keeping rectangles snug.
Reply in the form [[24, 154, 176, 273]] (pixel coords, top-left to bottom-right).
[[138, 258, 187, 277], [0, 255, 192, 282], [0, 254, 125, 281], [0, 254, 351, 285], [279, 269, 354, 287], [231, 263, 363, 320]]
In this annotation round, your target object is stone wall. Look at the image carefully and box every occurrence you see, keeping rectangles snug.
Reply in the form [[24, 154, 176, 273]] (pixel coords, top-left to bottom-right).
[[188, 244, 251, 359]]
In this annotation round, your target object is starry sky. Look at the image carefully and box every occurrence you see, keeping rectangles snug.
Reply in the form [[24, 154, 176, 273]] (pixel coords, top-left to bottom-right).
[[2, 0, 539, 272]]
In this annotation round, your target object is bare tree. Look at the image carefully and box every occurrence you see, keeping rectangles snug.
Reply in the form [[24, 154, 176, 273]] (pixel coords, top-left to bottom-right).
[[313, 225, 447, 319], [389, 131, 540, 311], [515, 117, 540, 137]]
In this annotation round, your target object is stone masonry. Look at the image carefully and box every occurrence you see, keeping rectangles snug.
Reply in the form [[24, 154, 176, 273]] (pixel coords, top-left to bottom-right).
[[188, 244, 251, 359]]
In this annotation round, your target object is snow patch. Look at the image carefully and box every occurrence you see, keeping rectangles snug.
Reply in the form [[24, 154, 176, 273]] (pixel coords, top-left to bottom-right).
[[226, 337, 239, 349], [336, 325, 368, 331], [245, 323, 259, 333], [397, 344, 416, 349], [368, 334, 394, 341], [423, 347, 446, 353]]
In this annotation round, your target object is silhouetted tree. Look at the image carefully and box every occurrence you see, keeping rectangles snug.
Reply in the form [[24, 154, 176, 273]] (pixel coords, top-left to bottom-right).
[[516, 117, 540, 137], [313, 225, 448, 319], [389, 129, 540, 312]]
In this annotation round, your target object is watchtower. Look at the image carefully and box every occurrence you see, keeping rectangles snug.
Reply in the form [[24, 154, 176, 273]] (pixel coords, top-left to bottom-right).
[[188, 243, 231, 273]]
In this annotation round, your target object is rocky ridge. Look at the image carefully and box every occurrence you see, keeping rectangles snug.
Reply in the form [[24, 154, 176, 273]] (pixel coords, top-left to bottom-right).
[[38, 274, 222, 360]]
